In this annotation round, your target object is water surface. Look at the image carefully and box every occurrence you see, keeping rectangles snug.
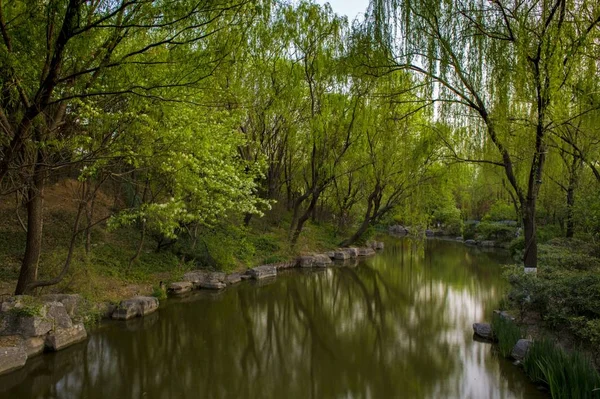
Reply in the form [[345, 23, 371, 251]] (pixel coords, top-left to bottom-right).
[[0, 238, 546, 398]]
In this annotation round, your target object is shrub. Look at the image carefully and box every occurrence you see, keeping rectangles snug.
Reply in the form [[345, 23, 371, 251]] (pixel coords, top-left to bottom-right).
[[477, 221, 517, 243]]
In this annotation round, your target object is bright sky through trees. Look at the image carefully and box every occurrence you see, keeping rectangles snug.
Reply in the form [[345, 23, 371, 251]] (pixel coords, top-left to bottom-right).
[[314, 0, 369, 20]]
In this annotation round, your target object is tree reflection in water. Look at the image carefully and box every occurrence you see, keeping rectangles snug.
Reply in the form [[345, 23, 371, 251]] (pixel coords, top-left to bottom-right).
[[0, 239, 546, 399]]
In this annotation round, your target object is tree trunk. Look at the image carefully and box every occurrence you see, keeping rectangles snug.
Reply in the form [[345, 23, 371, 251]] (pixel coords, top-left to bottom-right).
[[565, 185, 575, 238], [290, 192, 320, 246], [15, 165, 45, 295], [522, 199, 537, 269]]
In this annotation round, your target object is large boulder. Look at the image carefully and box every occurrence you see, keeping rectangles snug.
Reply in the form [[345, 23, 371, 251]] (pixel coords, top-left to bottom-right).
[[46, 302, 73, 329], [473, 323, 493, 340], [358, 247, 376, 257], [248, 265, 277, 280], [0, 345, 27, 376], [168, 282, 193, 295], [325, 251, 336, 259], [112, 296, 159, 320], [40, 294, 82, 319], [45, 323, 87, 351]]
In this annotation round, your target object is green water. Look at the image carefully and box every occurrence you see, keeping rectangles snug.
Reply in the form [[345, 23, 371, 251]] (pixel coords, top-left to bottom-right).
[[0, 238, 546, 398]]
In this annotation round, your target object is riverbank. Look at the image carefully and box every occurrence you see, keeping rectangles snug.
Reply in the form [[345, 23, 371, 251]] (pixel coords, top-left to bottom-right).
[[0, 242, 384, 376]]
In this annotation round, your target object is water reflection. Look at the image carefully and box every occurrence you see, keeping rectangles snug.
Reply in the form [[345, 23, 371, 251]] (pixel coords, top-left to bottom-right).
[[0, 239, 546, 398]]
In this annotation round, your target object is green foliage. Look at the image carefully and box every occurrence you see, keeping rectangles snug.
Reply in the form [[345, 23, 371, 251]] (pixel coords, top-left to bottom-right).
[[8, 296, 44, 317], [477, 222, 517, 243], [522, 338, 600, 399], [151, 285, 167, 301], [483, 202, 517, 222], [491, 315, 523, 357]]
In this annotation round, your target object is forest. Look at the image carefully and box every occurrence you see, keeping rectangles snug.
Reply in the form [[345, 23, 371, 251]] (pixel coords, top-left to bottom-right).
[[0, 0, 599, 394]]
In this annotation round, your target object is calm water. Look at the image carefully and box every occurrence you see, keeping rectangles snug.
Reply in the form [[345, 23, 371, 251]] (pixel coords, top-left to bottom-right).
[[0, 238, 546, 399]]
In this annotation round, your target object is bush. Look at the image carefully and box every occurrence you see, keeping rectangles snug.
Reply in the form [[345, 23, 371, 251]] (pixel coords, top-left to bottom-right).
[[477, 221, 517, 243]]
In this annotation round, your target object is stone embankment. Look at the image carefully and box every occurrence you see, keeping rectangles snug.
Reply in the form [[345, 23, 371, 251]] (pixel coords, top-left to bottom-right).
[[0, 295, 87, 375], [0, 241, 384, 376]]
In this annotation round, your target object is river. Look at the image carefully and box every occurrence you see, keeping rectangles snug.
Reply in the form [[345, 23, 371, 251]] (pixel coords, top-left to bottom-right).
[[0, 238, 546, 398]]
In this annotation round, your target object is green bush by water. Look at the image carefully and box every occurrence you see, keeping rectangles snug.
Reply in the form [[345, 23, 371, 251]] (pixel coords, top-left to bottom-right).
[[523, 338, 600, 399]]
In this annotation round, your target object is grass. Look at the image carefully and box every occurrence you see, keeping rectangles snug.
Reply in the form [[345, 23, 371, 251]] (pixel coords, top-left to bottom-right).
[[491, 314, 523, 357], [523, 338, 600, 399]]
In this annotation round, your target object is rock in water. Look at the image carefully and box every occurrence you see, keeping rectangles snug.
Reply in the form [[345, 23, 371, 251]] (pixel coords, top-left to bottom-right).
[[112, 296, 159, 320], [249, 265, 277, 280], [473, 323, 493, 340], [45, 323, 87, 351], [511, 339, 532, 361], [333, 250, 350, 260], [358, 247, 376, 257], [183, 271, 227, 290], [298, 255, 315, 268], [313, 254, 333, 267], [168, 282, 193, 295], [225, 273, 242, 285]]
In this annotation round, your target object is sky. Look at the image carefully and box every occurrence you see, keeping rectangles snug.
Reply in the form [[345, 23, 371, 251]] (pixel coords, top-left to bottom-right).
[[313, 0, 370, 21]]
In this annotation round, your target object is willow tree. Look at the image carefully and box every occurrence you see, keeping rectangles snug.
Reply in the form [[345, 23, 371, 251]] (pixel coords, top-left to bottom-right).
[[368, 0, 600, 269]]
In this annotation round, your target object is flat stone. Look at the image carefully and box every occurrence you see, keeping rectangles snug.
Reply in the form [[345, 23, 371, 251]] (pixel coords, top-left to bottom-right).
[[325, 251, 335, 259], [112, 296, 159, 320], [274, 261, 297, 270], [225, 273, 242, 285], [299, 255, 315, 268], [23, 336, 45, 357], [168, 282, 193, 295], [182, 271, 226, 284], [479, 240, 495, 247], [358, 247, 376, 257], [511, 339, 532, 361], [249, 265, 277, 280], [473, 322, 493, 340], [240, 274, 252, 281], [196, 280, 226, 290], [45, 323, 87, 351], [0, 346, 27, 376], [313, 254, 332, 267], [333, 250, 350, 260], [465, 239, 477, 245]]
